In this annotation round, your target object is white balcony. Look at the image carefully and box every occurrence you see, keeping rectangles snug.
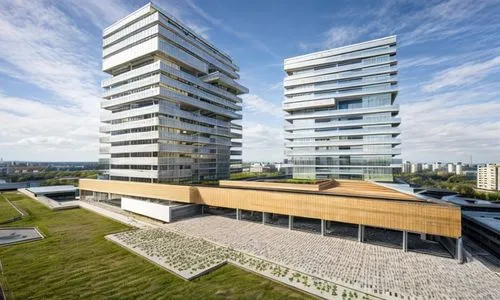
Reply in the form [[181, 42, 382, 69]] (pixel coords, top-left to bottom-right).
[[284, 105, 399, 121], [284, 117, 401, 131], [200, 71, 249, 95], [284, 84, 398, 103], [284, 75, 397, 97], [284, 65, 397, 88], [109, 169, 158, 179], [285, 148, 401, 156], [102, 37, 209, 74], [110, 144, 158, 153], [110, 157, 159, 165], [285, 45, 396, 71], [285, 138, 402, 148], [159, 169, 192, 179], [109, 117, 159, 132], [284, 127, 401, 139], [283, 99, 336, 112], [110, 131, 159, 143], [101, 104, 160, 123]]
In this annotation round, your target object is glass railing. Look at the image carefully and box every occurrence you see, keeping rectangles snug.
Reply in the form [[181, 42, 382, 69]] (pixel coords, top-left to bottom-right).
[[285, 84, 397, 103], [286, 148, 401, 156], [285, 75, 396, 96], [285, 58, 396, 82], [284, 127, 400, 139], [285, 47, 395, 70], [284, 117, 401, 130], [285, 138, 401, 148], [285, 105, 399, 120]]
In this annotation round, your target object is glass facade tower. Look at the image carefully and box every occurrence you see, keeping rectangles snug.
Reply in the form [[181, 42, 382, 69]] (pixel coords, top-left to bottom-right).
[[283, 36, 401, 181], [99, 3, 247, 183]]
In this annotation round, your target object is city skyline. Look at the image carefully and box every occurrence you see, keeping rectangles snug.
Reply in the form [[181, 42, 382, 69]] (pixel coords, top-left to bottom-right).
[[1, 0, 500, 163]]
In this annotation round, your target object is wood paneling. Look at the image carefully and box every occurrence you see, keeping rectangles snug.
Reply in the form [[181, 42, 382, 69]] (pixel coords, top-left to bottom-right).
[[79, 179, 461, 238]]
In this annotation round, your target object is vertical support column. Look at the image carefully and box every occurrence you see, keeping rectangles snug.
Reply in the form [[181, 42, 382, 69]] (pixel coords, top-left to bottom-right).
[[262, 212, 266, 225], [321, 220, 326, 236], [358, 224, 365, 242], [92, 191, 96, 202], [236, 208, 241, 220], [402, 231, 408, 252], [288, 215, 294, 230], [456, 237, 464, 263], [420, 233, 427, 241], [201, 205, 204, 215]]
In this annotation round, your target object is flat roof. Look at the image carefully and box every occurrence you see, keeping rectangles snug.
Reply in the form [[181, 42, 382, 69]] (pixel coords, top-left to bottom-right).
[[26, 185, 76, 194], [220, 179, 422, 202], [463, 211, 500, 235]]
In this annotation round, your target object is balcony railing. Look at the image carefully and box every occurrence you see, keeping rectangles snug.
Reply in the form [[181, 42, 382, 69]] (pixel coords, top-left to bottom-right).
[[284, 75, 396, 97], [285, 148, 401, 156], [283, 99, 336, 112], [284, 65, 397, 88], [284, 105, 399, 120], [284, 84, 397, 103], [284, 127, 401, 139], [285, 47, 396, 71], [284, 117, 401, 131], [285, 138, 402, 148]]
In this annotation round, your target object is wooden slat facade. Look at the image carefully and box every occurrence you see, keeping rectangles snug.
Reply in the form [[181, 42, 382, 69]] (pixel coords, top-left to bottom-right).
[[79, 179, 462, 238]]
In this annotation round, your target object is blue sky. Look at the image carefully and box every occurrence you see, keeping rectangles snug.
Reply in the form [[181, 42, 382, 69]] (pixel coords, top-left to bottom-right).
[[0, 0, 499, 163]]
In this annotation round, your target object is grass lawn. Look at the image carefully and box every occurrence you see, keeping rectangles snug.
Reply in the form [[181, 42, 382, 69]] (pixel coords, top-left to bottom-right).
[[0, 192, 311, 300], [0, 193, 21, 223]]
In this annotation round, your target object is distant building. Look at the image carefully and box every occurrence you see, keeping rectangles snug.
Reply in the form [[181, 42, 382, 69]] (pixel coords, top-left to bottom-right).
[[447, 163, 455, 174], [423, 163, 431, 171], [432, 162, 442, 172], [455, 162, 462, 175], [249, 163, 263, 173], [477, 164, 500, 191], [250, 163, 277, 173], [402, 161, 411, 173], [410, 163, 422, 174]]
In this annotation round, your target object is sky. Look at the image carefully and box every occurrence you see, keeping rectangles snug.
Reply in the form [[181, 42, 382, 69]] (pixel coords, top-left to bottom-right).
[[0, 0, 499, 164]]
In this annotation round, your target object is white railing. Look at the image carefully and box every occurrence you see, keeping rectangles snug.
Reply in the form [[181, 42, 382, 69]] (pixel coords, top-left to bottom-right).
[[285, 84, 397, 103], [284, 75, 396, 96], [284, 65, 397, 87], [285, 46, 396, 71], [283, 99, 336, 111], [284, 117, 401, 131], [284, 127, 401, 139], [284, 105, 399, 120], [285, 138, 402, 148]]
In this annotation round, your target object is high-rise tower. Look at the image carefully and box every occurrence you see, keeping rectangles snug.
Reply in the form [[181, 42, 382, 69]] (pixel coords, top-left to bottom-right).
[[283, 36, 400, 181], [99, 3, 247, 183]]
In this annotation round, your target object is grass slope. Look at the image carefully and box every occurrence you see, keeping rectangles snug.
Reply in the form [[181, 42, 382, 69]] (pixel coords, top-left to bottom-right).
[[0, 193, 21, 223], [0, 192, 310, 300]]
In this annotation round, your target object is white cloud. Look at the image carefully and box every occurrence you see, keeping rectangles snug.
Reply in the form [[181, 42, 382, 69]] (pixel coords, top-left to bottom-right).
[[0, 0, 131, 161], [184, 0, 279, 58], [268, 81, 283, 90], [183, 21, 210, 40], [242, 94, 282, 117], [422, 56, 500, 92], [242, 121, 283, 162], [322, 27, 363, 49], [400, 89, 500, 162]]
